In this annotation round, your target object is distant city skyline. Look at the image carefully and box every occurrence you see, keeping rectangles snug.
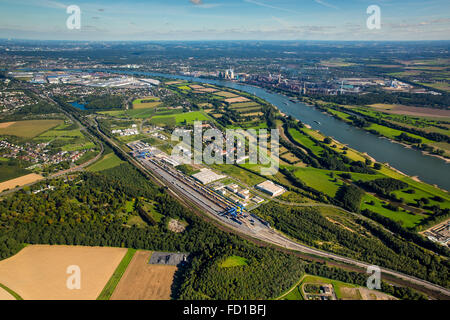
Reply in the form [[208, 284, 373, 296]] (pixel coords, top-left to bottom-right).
[[0, 0, 449, 41]]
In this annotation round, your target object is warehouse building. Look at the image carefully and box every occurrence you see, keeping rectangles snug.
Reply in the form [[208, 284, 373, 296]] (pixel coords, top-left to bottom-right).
[[255, 180, 285, 197], [192, 168, 226, 185]]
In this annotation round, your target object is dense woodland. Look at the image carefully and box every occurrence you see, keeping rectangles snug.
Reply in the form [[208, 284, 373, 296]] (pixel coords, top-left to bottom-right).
[[254, 202, 449, 288], [309, 91, 450, 110], [0, 157, 436, 299], [82, 95, 124, 110], [0, 162, 321, 299]]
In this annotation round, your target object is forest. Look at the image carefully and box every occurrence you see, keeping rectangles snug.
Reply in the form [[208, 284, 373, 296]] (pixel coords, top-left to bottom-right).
[[253, 201, 449, 288], [0, 161, 316, 299]]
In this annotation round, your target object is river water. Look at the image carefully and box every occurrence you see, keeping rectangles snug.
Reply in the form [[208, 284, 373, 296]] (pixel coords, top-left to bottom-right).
[[77, 69, 450, 191]]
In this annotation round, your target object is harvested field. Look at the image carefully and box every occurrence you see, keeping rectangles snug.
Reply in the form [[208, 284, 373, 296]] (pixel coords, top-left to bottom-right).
[[0, 122, 14, 129], [0, 173, 44, 192], [189, 84, 204, 89], [358, 288, 396, 300], [369, 104, 450, 118], [216, 91, 238, 98], [339, 287, 396, 300], [229, 102, 260, 109], [226, 96, 250, 104], [165, 81, 184, 85], [242, 112, 264, 117], [0, 245, 127, 300], [198, 87, 218, 93], [110, 251, 177, 300]]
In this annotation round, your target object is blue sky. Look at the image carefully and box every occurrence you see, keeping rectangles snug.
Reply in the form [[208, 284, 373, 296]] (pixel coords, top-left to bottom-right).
[[0, 0, 449, 40]]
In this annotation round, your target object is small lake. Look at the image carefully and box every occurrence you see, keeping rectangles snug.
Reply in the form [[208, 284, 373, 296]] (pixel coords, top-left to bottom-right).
[[70, 101, 86, 110]]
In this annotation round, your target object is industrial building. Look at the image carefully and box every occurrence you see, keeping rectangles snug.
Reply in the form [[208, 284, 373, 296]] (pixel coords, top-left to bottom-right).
[[225, 183, 239, 193], [237, 189, 250, 200], [191, 168, 226, 185], [255, 180, 285, 197]]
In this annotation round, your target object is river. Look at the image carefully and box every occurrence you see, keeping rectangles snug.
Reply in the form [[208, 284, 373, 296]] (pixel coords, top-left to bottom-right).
[[74, 69, 450, 191]]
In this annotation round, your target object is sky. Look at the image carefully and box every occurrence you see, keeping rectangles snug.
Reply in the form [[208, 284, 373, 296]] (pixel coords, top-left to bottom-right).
[[0, 0, 449, 41]]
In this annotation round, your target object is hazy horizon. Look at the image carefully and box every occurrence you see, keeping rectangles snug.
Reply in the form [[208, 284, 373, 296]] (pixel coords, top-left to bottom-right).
[[0, 0, 449, 41]]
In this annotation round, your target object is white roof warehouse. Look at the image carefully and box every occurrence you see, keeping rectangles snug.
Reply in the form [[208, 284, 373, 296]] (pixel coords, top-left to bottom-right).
[[255, 180, 285, 197]]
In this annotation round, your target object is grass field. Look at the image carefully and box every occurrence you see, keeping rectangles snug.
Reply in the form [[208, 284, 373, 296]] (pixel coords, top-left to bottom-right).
[[229, 102, 260, 109], [219, 255, 249, 268], [0, 120, 63, 138], [97, 248, 136, 300], [288, 128, 324, 156], [361, 194, 424, 228], [0, 245, 127, 300], [149, 111, 210, 126], [100, 108, 156, 119], [210, 164, 265, 186], [87, 152, 123, 172], [0, 164, 29, 183], [133, 101, 161, 109], [294, 167, 342, 197], [368, 123, 434, 144], [132, 97, 162, 109], [215, 91, 238, 98]]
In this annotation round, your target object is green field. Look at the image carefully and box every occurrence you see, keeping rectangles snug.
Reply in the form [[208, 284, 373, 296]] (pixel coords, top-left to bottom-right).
[[141, 200, 164, 223], [149, 111, 210, 126], [0, 119, 63, 138], [132, 97, 162, 109], [294, 167, 342, 197], [87, 152, 123, 172], [219, 255, 249, 268], [62, 141, 95, 152], [100, 108, 156, 119], [368, 123, 434, 144], [0, 164, 29, 183], [229, 102, 260, 109], [288, 128, 324, 156], [361, 194, 424, 228], [97, 248, 137, 300], [33, 122, 94, 151], [210, 164, 265, 186]]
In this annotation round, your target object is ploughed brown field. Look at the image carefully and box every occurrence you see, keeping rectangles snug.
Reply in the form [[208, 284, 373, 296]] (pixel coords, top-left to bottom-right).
[[0, 245, 127, 300], [110, 251, 177, 300], [369, 104, 450, 118], [0, 173, 44, 192]]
